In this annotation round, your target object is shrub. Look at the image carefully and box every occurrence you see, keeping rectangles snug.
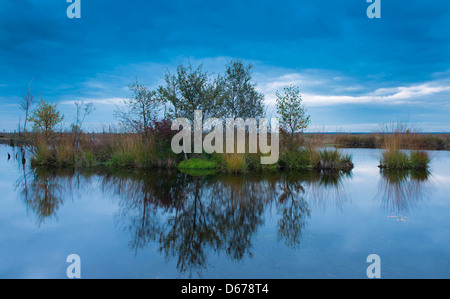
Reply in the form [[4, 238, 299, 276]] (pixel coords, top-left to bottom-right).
[[278, 149, 311, 170], [244, 153, 262, 171], [178, 158, 217, 170]]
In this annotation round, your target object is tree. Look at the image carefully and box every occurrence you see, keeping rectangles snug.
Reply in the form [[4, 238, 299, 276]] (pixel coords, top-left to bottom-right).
[[158, 63, 222, 122], [276, 85, 310, 149], [72, 101, 95, 134], [158, 71, 180, 119], [29, 99, 65, 142], [219, 60, 265, 119], [115, 79, 161, 138], [19, 80, 35, 133], [72, 101, 95, 149]]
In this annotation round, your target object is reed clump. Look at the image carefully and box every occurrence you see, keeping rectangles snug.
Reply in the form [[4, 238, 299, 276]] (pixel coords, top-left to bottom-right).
[[309, 148, 354, 172], [379, 150, 430, 170], [378, 122, 431, 170]]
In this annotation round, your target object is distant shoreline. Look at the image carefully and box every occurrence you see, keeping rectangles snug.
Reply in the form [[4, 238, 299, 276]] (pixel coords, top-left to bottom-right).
[[1, 132, 449, 151]]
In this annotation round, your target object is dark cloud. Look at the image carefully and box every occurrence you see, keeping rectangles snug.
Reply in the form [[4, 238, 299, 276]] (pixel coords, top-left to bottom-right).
[[1, 0, 450, 131]]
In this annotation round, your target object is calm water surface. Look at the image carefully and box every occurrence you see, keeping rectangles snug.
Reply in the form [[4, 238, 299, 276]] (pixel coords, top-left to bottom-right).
[[0, 145, 449, 278]]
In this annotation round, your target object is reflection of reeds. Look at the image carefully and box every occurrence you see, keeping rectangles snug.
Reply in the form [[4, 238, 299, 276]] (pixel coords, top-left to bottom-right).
[[378, 169, 431, 215], [306, 170, 351, 211]]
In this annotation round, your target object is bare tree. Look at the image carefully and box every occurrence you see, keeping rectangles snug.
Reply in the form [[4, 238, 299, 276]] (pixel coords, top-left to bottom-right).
[[115, 79, 161, 138], [19, 80, 35, 133], [72, 101, 95, 149]]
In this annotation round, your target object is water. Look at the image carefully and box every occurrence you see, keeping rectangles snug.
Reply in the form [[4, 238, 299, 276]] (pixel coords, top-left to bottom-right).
[[0, 145, 449, 279]]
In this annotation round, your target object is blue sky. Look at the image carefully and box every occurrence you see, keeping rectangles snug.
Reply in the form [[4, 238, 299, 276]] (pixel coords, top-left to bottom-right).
[[1, 0, 450, 132]]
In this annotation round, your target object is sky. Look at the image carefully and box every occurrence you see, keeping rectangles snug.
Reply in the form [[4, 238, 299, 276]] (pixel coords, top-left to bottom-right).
[[1, 0, 450, 132]]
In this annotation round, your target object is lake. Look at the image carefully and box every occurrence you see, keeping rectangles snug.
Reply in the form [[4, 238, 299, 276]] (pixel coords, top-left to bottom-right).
[[0, 145, 449, 279]]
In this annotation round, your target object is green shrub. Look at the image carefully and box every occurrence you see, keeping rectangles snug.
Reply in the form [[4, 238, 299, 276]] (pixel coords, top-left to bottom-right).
[[244, 153, 263, 171], [278, 149, 311, 170], [178, 158, 217, 170], [106, 153, 136, 169]]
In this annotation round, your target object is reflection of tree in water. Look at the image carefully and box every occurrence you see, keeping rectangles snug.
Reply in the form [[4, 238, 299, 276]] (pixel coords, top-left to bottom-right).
[[105, 172, 275, 276], [378, 169, 431, 215], [105, 170, 348, 275], [275, 174, 310, 249], [98, 171, 187, 251], [14, 164, 348, 276], [15, 167, 75, 225]]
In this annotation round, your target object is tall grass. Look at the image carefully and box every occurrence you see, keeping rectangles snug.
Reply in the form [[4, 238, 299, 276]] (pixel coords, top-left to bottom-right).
[[223, 153, 246, 173], [30, 131, 177, 170], [28, 129, 355, 173], [313, 148, 353, 172], [378, 122, 431, 170], [409, 151, 431, 170]]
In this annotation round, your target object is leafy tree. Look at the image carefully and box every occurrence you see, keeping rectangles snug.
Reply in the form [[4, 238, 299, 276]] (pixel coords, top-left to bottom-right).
[[276, 85, 310, 149], [158, 63, 222, 122], [158, 71, 180, 119], [115, 79, 161, 138], [219, 60, 265, 119], [29, 99, 64, 141]]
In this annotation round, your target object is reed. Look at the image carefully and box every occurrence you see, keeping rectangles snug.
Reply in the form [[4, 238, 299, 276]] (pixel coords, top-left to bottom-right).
[[223, 153, 246, 173], [409, 151, 431, 170], [378, 122, 431, 170], [314, 148, 354, 172]]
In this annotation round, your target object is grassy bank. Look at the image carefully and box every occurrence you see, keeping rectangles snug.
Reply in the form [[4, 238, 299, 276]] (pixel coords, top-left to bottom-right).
[[5, 132, 450, 151], [332, 133, 450, 150], [25, 132, 354, 173], [178, 148, 354, 174], [6, 129, 446, 172]]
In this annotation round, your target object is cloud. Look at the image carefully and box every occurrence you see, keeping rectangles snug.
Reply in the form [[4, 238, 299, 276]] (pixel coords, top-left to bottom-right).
[[60, 97, 127, 107], [303, 83, 450, 106], [260, 72, 450, 107]]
